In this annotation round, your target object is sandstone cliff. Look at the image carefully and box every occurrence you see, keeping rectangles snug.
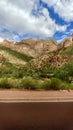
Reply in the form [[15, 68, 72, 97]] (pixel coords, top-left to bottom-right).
[[0, 38, 57, 57], [58, 34, 73, 50]]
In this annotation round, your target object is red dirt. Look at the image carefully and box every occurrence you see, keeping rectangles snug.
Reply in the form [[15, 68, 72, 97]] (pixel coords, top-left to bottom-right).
[[0, 90, 73, 101]]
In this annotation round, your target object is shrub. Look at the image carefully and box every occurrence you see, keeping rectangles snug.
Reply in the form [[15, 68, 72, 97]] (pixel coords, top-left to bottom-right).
[[42, 78, 68, 90], [67, 84, 73, 90], [50, 78, 62, 90], [20, 77, 41, 90], [59, 82, 68, 90], [0, 78, 12, 89], [55, 62, 73, 82], [42, 79, 51, 90], [8, 78, 21, 89]]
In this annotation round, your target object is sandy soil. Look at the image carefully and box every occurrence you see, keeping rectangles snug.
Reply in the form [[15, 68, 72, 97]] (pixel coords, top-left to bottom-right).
[[0, 90, 73, 102]]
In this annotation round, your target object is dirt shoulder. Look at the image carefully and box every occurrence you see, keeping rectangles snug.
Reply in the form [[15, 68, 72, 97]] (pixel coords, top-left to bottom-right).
[[0, 90, 73, 102]]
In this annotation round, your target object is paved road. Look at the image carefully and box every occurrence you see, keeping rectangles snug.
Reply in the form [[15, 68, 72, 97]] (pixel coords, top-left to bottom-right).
[[0, 90, 73, 130], [0, 102, 73, 130]]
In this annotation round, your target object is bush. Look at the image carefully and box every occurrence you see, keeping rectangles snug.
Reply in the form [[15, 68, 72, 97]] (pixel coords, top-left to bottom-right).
[[50, 78, 63, 90], [67, 84, 73, 90], [42, 79, 51, 90], [0, 78, 21, 89], [59, 82, 68, 90], [42, 78, 68, 90], [0, 78, 12, 89], [8, 78, 21, 89], [20, 77, 41, 90], [55, 62, 73, 81], [0, 77, 71, 90]]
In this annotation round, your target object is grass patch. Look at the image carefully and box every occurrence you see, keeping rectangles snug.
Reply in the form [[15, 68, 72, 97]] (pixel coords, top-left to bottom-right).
[[0, 78, 13, 89], [60, 44, 73, 56], [42, 79, 51, 90], [42, 78, 68, 90], [0, 77, 71, 90], [20, 77, 42, 90]]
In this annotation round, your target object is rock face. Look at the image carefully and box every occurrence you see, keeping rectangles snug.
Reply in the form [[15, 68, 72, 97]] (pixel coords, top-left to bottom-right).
[[2, 40, 14, 48], [0, 38, 57, 57], [16, 39, 57, 57], [0, 35, 73, 58], [58, 34, 73, 50], [27, 53, 69, 71]]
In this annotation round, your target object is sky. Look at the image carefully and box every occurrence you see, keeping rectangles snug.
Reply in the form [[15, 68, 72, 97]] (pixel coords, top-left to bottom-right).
[[0, 0, 73, 43]]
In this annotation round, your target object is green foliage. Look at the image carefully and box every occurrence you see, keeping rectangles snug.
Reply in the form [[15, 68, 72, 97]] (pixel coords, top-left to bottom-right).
[[0, 76, 71, 90], [55, 62, 73, 81], [49, 78, 62, 90], [42, 78, 68, 90], [0, 78, 22, 89], [60, 44, 73, 56], [0, 61, 27, 78], [0, 78, 12, 89], [20, 77, 42, 90], [42, 79, 51, 90], [68, 84, 73, 90]]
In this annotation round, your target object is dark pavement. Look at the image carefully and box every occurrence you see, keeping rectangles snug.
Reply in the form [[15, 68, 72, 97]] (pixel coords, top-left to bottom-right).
[[0, 102, 73, 130]]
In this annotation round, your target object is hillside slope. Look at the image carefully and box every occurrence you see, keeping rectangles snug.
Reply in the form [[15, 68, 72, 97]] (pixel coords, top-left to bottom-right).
[[0, 45, 32, 65], [0, 36, 73, 89]]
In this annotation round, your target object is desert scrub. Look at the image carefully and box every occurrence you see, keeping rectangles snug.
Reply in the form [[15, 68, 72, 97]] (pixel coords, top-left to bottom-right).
[[49, 78, 64, 90], [7, 78, 21, 89], [42, 79, 51, 90], [55, 62, 73, 81], [20, 77, 42, 90], [67, 83, 73, 90], [0, 78, 21, 89], [42, 78, 67, 90], [0, 78, 13, 89]]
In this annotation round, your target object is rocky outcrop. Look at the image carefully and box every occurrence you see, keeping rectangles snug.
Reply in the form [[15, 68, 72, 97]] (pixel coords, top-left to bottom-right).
[[49, 55, 68, 69], [27, 53, 69, 70], [0, 34, 73, 58], [16, 39, 57, 57], [58, 34, 73, 50]]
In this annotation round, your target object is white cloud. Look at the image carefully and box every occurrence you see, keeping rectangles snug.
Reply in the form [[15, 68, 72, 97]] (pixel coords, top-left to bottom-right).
[[42, 0, 73, 22], [0, 0, 68, 41], [0, 37, 4, 42]]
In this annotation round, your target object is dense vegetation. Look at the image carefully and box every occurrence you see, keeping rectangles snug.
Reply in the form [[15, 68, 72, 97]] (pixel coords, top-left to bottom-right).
[[0, 77, 71, 90], [0, 59, 73, 90]]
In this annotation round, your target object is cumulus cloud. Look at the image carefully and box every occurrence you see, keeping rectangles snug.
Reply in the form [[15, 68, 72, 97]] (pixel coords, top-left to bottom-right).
[[0, 0, 68, 41], [42, 0, 73, 22], [0, 37, 4, 42]]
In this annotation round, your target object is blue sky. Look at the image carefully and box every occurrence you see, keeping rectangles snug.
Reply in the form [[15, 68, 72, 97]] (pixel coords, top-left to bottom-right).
[[0, 0, 73, 43]]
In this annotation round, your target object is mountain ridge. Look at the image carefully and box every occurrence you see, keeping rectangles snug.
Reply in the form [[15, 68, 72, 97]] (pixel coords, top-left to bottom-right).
[[0, 34, 73, 58], [0, 38, 58, 57]]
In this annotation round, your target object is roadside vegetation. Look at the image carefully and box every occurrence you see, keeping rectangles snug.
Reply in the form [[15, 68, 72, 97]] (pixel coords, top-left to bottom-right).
[[0, 59, 73, 90], [0, 77, 71, 90]]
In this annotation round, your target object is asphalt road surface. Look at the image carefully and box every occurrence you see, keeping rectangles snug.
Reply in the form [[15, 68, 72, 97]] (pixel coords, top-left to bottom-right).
[[0, 102, 73, 130]]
